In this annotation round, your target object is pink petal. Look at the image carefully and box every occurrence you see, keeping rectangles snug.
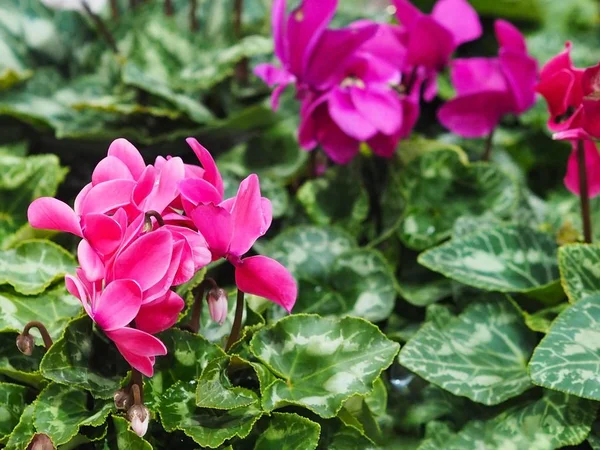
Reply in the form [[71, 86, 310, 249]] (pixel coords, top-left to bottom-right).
[[500, 50, 538, 113], [235, 256, 297, 312], [400, 96, 420, 138], [83, 214, 123, 256], [178, 178, 222, 207], [271, 84, 289, 111], [367, 132, 401, 158], [135, 290, 185, 334], [118, 350, 155, 377], [106, 327, 167, 356], [438, 92, 512, 138], [564, 140, 600, 198], [77, 240, 104, 282], [80, 179, 137, 216], [165, 225, 211, 270], [186, 138, 224, 199], [450, 58, 507, 95], [143, 157, 185, 214], [350, 86, 403, 135], [536, 70, 576, 120], [494, 19, 526, 52], [74, 183, 92, 216], [583, 99, 600, 139], [132, 165, 156, 209], [406, 16, 454, 71], [190, 204, 233, 259], [328, 88, 378, 141], [107, 138, 146, 180], [431, 0, 482, 45], [253, 64, 294, 87], [305, 24, 379, 89], [582, 63, 600, 97], [113, 229, 174, 291], [315, 106, 360, 164], [228, 175, 271, 256], [392, 0, 423, 29], [141, 238, 185, 303], [92, 156, 134, 186], [94, 280, 142, 331], [553, 128, 592, 141], [351, 22, 406, 73], [65, 274, 92, 317], [287, 0, 337, 77], [272, 0, 288, 62], [28, 197, 82, 237]]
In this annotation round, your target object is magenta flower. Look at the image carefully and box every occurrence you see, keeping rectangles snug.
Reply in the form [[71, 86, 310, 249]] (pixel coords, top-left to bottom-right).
[[190, 174, 297, 312], [438, 20, 538, 138], [393, 0, 481, 98], [254, 0, 378, 109], [564, 140, 600, 198]]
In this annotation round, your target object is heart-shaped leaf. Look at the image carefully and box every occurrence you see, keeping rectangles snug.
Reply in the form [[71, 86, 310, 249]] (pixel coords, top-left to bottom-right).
[[418, 225, 559, 296], [111, 415, 152, 450], [399, 296, 536, 405], [3, 403, 35, 450], [254, 413, 321, 450], [0, 382, 27, 442], [558, 244, 600, 303], [250, 315, 399, 418]]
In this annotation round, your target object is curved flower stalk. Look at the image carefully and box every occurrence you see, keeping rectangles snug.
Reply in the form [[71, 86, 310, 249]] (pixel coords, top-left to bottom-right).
[[438, 20, 538, 155]]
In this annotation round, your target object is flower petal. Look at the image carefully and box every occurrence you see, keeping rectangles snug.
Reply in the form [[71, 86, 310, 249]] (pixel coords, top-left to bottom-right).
[[83, 213, 123, 256], [178, 178, 222, 208], [315, 106, 360, 164], [186, 138, 224, 199], [392, 0, 423, 29], [135, 291, 185, 334], [235, 255, 297, 312], [350, 86, 403, 135], [113, 229, 173, 291], [107, 138, 146, 180], [94, 280, 142, 331], [494, 19, 526, 52], [77, 240, 104, 282], [431, 0, 482, 45], [406, 15, 455, 70], [450, 58, 507, 95], [80, 179, 137, 216], [65, 274, 92, 317], [28, 197, 82, 237], [92, 156, 134, 185], [272, 0, 287, 62], [190, 204, 233, 259], [564, 140, 600, 198], [106, 327, 167, 356], [328, 88, 378, 141], [144, 157, 185, 213], [228, 175, 271, 256], [500, 50, 538, 113]]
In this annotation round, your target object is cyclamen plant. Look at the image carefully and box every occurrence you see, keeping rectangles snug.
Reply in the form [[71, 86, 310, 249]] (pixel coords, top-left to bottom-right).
[[25, 138, 297, 435]]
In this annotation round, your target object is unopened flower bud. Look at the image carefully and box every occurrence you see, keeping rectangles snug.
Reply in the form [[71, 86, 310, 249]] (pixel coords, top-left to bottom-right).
[[114, 388, 133, 410], [127, 404, 150, 437], [27, 433, 55, 450], [207, 288, 228, 325], [16, 333, 35, 356]]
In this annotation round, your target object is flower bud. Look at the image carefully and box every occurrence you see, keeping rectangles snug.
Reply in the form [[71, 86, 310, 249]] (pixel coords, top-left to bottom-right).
[[27, 433, 55, 450], [207, 288, 228, 325], [127, 404, 150, 437], [16, 333, 35, 356], [114, 388, 133, 410]]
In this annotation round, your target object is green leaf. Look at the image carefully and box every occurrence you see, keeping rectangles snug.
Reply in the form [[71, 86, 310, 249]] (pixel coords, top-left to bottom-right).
[[338, 395, 382, 443], [40, 316, 128, 399], [195, 356, 258, 410], [0, 332, 44, 386], [112, 415, 152, 450], [0, 382, 27, 441], [558, 243, 600, 303], [528, 294, 600, 400], [364, 377, 387, 417], [418, 225, 560, 295], [435, 390, 596, 449], [417, 421, 455, 450], [0, 285, 81, 338], [297, 165, 369, 235], [0, 240, 76, 295], [159, 381, 262, 448], [4, 403, 35, 450], [34, 383, 113, 446], [266, 226, 356, 284], [254, 413, 321, 450], [250, 314, 399, 418], [399, 297, 536, 405], [397, 250, 454, 307], [324, 424, 380, 450], [0, 152, 66, 247], [398, 150, 518, 250], [144, 328, 225, 410]]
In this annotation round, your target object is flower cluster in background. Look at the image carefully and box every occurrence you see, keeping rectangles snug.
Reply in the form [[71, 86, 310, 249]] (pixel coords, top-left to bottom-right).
[[27, 138, 297, 377], [255, 0, 540, 164]]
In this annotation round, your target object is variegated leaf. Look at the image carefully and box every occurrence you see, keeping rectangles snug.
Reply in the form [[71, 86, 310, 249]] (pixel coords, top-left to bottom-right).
[[254, 413, 320, 450], [0, 382, 27, 442], [250, 315, 399, 418], [399, 297, 536, 405], [558, 244, 600, 303]]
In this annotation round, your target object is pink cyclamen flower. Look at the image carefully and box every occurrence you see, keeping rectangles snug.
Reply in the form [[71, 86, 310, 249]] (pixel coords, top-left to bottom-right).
[[191, 174, 297, 312], [207, 288, 228, 325], [564, 140, 600, 198], [254, 0, 378, 109], [438, 20, 538, 138], [393, 0, 481, 90]]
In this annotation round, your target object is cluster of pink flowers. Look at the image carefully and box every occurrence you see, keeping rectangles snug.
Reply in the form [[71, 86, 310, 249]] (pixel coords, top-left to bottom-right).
[[27, 138, 297, 376], [255, 0, 538, 163], [537, 44, 600, 196]]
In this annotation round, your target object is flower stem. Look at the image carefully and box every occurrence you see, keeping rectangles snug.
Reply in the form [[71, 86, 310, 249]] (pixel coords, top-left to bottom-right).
[[577, 139, 593, 243], [481, 129, 495, 162], [190, 0, 199, 32], [131, 369, 143, 403], [144, 210, 165, 231], [185, 278, 218, 333], [81, 1, 119, 54], [110, 0, 119, 18], [225, 290, 244, 352], [165, 0, 174, 16], [22, 321, 53, 350]]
